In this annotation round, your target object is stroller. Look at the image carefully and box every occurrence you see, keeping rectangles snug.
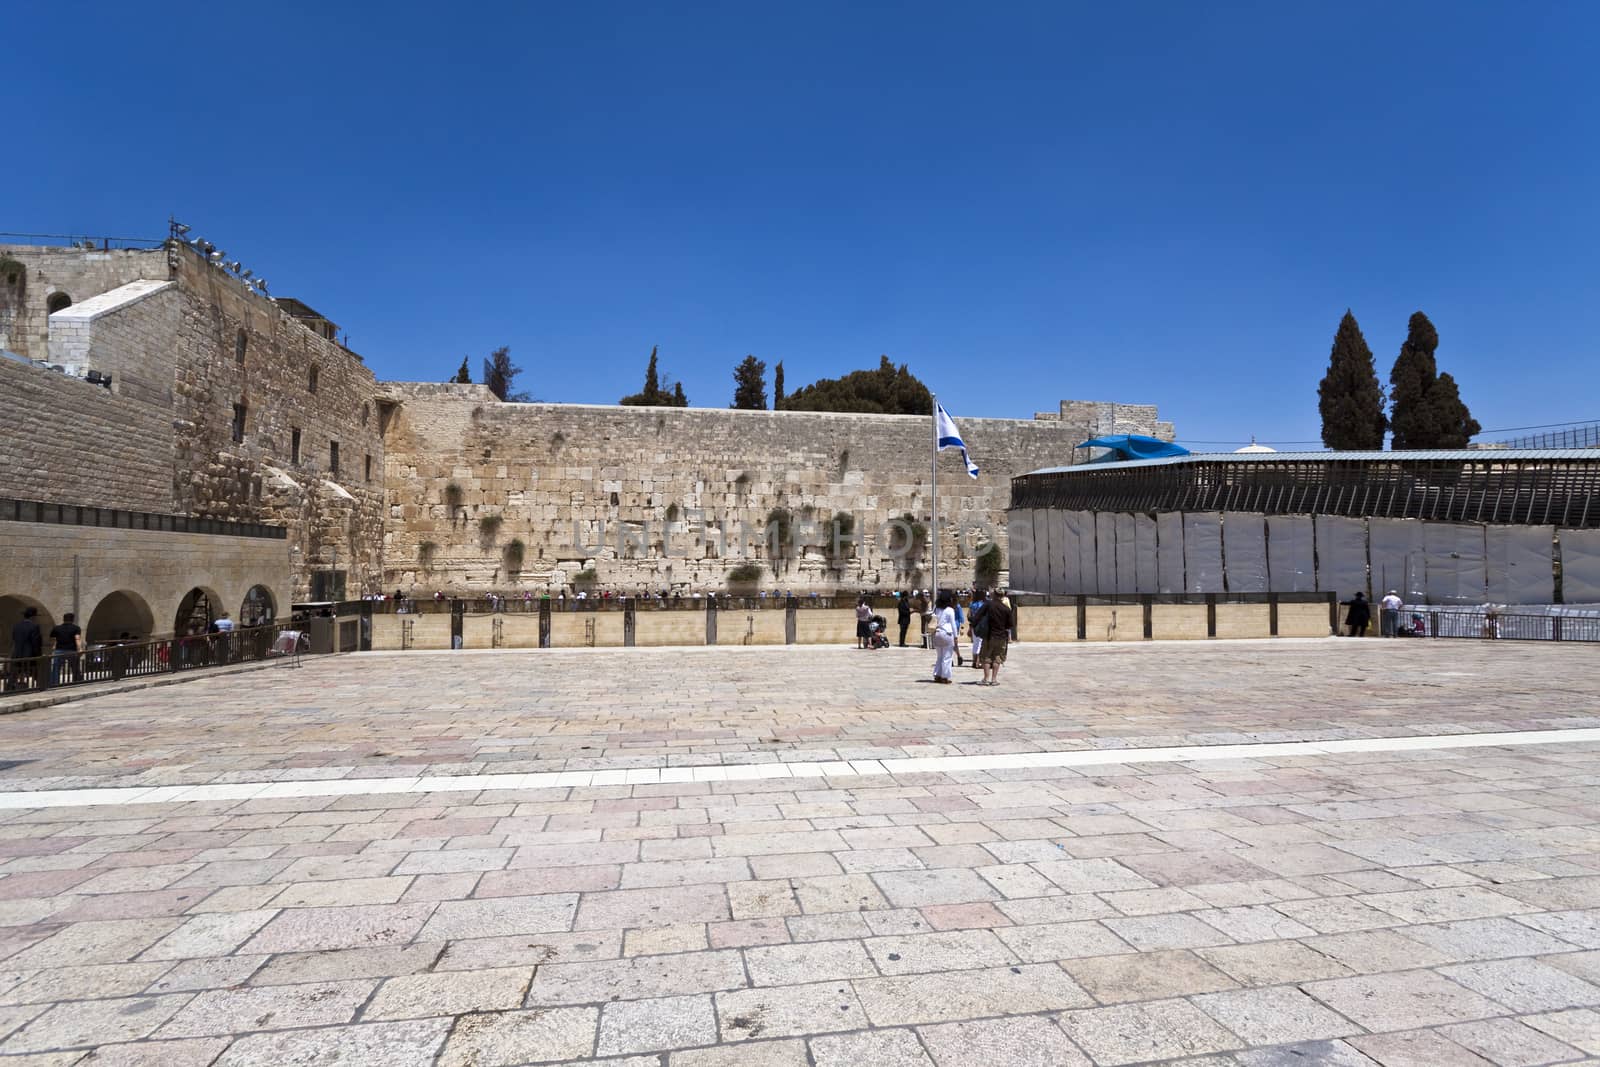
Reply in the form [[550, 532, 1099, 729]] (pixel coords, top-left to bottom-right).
[[867, 615, 890, 649]]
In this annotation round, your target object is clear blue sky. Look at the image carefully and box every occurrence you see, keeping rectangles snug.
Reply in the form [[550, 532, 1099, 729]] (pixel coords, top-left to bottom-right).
[[11, 2, 1598, 447]]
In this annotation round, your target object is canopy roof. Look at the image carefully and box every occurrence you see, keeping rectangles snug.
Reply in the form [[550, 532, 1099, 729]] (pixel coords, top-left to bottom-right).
[[1075, 434, 1191, 461]]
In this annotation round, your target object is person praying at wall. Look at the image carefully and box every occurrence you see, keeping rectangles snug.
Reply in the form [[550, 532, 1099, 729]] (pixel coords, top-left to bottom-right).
[[1342, 592, 1371, 637]]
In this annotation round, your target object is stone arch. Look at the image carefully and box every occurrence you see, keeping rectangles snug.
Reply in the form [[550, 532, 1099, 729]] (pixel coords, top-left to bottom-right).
[[86, 591, 155, 644], [240, 585, 276, 627], [0, 594, 54, 639], [173, 586, 223, 637], [46, 291, 72, 314]]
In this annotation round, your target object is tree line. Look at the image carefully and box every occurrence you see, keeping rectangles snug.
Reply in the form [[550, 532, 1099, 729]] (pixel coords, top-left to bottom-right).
[[448, 347, 933, 414], [1318, 310, 1480, 450]]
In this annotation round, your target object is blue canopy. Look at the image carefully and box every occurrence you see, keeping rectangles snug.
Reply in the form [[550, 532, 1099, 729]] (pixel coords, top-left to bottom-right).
[[1076, 434, 1191, 462]]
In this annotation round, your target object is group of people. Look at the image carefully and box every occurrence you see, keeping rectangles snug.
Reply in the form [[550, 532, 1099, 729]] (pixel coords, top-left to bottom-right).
[[6, 607, 85, 690], [1341, 590, 1408, 637], [857, 589, 1015, 685]]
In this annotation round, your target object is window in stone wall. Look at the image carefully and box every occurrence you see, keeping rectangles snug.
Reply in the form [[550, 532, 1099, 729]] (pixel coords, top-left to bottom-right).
[[232, 403, 247, 444], [308, 365, 320, 393], [330, 440, 340, 476], [46, 292, 72, 314], [235, 328, 248, 364], [364, 454, 372, 482], [291, 427, 301, 464], [361, 402, 370, 426]]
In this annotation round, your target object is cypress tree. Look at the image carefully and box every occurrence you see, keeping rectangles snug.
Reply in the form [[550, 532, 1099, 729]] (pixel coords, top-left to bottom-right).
[[449, 356, 471, 384], [731, 355, 768, 409], [1317, 311, 1386, 449], [621, 346, 680, 406], [1389, 312, 1440, 449], [672, 382, 687, 407], [1389, 312, 1478, 449], [773, 362, 785, 409]]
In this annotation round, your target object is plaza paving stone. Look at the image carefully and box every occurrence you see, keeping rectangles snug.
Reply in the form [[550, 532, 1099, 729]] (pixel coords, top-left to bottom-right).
[[0, 639, 1592, 1063]]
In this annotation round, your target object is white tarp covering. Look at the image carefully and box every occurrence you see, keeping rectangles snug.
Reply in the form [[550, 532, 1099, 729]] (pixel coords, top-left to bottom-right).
[[1007, 511, 1036, 593], [1069, 510, 1096, 594], [1095, 512, 1118, 594], [1114, 513, 1138, 594], [1056, 508, 1081, 591], [1156, 511, 1185, 593], [1486, 525, 1553, 604], [1267, 515, 1316, 592], [1423, 522, 1487, 605], [1367, 518, 1426, 602], [1043, 508, 1065, 595], [1314, 515, 1368, 600], [1134, 513, 1159, 594], [1222, 512, 1268, 593], [1183, 512, 1225, 593], [1560, 528, 1600, 604]]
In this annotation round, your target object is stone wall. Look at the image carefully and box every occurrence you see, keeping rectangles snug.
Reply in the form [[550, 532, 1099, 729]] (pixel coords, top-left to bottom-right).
[[381, 387, 1170, 594], [0, 245, 169, 360], [0, 519, 290, 641], [0, 358, 174, 513]]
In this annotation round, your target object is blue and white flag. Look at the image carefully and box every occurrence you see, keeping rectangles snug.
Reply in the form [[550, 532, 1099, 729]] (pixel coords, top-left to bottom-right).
[[935, 402, 980, 478]]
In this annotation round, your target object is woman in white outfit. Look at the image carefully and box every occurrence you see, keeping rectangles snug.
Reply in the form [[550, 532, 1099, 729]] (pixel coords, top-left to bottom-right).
[[931, 590, 957, 683]]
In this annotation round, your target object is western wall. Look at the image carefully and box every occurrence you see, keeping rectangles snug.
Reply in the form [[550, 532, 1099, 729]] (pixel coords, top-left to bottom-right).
[[380, 387, 1172, 594]]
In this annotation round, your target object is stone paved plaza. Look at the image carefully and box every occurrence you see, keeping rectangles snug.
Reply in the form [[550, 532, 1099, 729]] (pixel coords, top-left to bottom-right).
[[0, 640, 1596, 1065]]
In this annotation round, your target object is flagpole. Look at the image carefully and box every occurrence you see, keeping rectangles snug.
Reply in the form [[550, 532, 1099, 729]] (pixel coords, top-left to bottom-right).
[[930, 393, 938, 601]]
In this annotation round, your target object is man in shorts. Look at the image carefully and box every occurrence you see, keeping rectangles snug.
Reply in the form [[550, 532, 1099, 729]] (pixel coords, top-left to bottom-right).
[[976, 591, 1013, 687]]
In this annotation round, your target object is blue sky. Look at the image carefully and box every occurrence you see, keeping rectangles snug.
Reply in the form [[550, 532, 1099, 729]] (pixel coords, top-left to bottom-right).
[[11, 2, 1598, 446]]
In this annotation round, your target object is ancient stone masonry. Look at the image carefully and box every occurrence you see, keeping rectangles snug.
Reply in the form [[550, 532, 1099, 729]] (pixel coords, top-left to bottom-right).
[[381, 387, 1172, 594], [0, 242, 386, 602]]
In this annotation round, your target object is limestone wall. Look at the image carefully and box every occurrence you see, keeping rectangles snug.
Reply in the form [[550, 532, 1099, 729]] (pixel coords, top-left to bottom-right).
[[380, 388, 1168, 594], [0, 359, 174, 513], [0, 245, 169, 360], [0, 519, 290, 641]]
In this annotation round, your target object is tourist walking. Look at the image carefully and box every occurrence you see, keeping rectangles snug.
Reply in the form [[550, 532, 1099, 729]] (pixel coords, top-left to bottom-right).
[[48, 612, 83, 687], [976, 590, 1013, 686], [1342, 592, 1371, 637], [7, 606, 42, 691], [931, 591, 957, 683], [968, 589, 987, 666], [855, 596, 872, 649], [895, 592, 911, 647], [1380, 590, 1403, 637]]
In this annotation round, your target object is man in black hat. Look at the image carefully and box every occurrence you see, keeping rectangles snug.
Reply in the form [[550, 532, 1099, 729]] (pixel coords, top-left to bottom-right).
[[8, 606, 43, 691]]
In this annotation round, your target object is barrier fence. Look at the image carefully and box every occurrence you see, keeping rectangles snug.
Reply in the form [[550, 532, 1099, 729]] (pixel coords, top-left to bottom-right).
[[1, 623, 297, 699]]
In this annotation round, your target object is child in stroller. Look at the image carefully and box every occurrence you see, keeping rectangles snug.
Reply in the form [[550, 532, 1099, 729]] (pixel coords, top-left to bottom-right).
[[867, 614, 890, 649]]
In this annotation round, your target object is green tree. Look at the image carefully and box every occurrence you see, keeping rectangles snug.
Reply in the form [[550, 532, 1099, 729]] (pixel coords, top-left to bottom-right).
[[1389, 312, 1479, 449], [1317, 311, 1387, 449], [620, 346, 688, 406], [731, 355, 768, 409], [782, 355, 931, 414], [482, 346, 530, 402], [449, 356, 471, 384], [773, 361, 785, 409]]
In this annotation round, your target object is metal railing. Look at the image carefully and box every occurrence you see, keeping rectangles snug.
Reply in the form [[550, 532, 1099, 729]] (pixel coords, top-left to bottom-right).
[[0, 498, 287, 540], [1422, 611, 1600, 643], [1, 623, 295, 699]]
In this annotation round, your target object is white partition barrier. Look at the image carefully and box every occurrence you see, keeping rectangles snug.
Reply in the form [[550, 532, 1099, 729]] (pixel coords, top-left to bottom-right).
[[1156, 511, 1185, 593], [1222, 512, 1268, 593], [1486, 525, 1554, 604], [1423, 522, 1487, 605], [1183, 512, 1225, 593], [1368, 518, 1425, 602], [1134, 513, 1159, 594], [1267, 515, 1316, 592], [1560, 528, 1600, 603]]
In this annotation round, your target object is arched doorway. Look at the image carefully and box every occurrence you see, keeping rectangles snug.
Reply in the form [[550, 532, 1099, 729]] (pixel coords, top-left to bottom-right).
[[240, 585, 276, 627], [86, 591, 155, 644], [0, 595, 54, 639], [46, 292, 73, 314], [173, 587, 221, 637]]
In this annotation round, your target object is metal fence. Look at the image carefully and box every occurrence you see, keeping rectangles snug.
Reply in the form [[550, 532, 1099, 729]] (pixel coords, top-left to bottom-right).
[[1, 623, 295, 699], [1423, 610, 1600, 643], [1503, 424, 1600, 450]]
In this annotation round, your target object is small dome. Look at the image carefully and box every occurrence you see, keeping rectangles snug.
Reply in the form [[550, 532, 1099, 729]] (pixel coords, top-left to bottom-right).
[[1234, 436, 1276, 454]]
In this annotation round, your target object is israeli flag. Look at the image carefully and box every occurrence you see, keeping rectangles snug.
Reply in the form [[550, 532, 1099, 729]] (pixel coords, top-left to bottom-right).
[[936, 402, 980, 478]]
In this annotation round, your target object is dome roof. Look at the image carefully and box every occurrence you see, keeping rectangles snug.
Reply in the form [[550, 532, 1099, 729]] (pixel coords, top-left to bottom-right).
[[1234, 436, 1276, 454]]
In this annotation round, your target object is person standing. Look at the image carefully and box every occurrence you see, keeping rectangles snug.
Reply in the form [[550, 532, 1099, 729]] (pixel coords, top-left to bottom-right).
[[8, 607, 43, 691], [912, 590, 929, 647], [1342, 592, 1371, 637], [1380, 590, 1403, 637], [952, 594, 966, 667], [896, 592, 912, 648], [976, 590, 1013, 686], [855, 596, 872, 649], [968, 589, 987, 667], [48, 612, 83, 687], [931, 591, 957, 683]]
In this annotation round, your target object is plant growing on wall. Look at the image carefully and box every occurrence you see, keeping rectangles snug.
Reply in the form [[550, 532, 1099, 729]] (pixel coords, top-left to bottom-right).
[[478, 513, 503, 549], [733, 471, 751, 496], [664, 503, 681, 523], [573, 567, 598, 587], [765, 506, 794, 561], [418, 541, 437, 570], [828, 511, 856, 562], [502, 538, 526, 574], [443, 483, 464, 519], [974, 541, 1003, 588], [726, 562, 763, 589], [888, 511, 928, 573]]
